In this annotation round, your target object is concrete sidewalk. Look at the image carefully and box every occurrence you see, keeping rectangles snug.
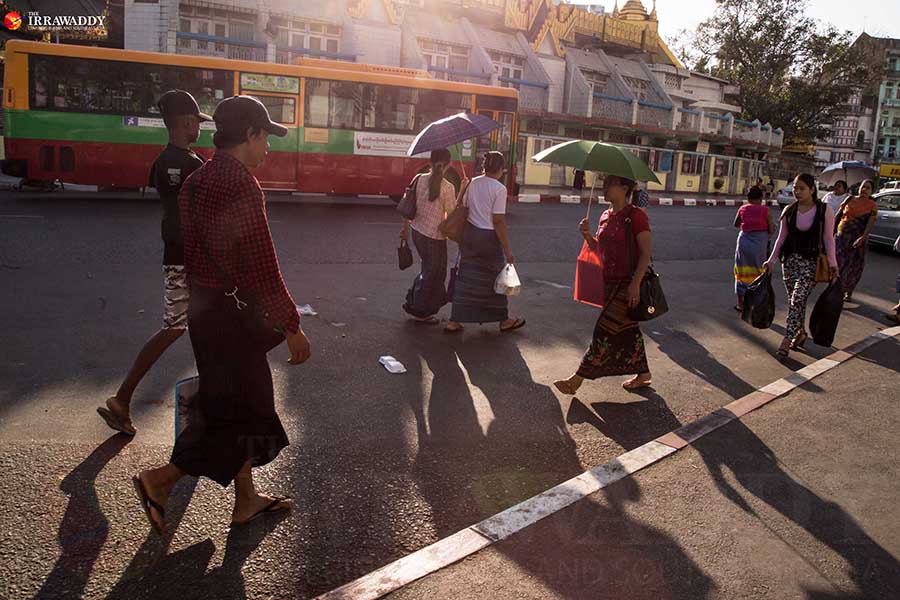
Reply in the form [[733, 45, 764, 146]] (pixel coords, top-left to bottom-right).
[[381, 336, 900, 599]]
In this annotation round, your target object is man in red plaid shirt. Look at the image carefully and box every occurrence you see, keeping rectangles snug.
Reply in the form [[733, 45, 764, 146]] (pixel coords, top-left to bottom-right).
[[133, 96, 311, 533]]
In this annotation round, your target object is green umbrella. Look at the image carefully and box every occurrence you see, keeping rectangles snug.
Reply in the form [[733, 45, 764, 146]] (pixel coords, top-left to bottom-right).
[[532, 140, 661, 184]]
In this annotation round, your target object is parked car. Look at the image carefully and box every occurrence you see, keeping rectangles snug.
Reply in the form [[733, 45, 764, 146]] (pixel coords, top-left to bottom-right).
[[869, 190, 900, 252], [881, 180, 900, 191], [776, 183, 794, 205]]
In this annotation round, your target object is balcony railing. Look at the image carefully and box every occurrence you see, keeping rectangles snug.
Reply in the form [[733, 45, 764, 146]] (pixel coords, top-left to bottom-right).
[[702, 113, 729, 137], [734, 120, 758, 144], [176, 32, 266, 62], [425, 65, 491, 85], [677, 108, 701, 134], [591, 93, 634, 125]]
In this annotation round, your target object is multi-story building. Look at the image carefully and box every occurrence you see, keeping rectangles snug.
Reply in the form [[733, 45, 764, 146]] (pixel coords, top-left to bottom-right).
[[123, 0, 783, 193], [813, 88, 877, 171], [852, 33, 900, 181]]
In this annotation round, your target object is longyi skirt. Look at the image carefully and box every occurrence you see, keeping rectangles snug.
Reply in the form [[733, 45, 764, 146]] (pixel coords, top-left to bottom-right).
[[171, 285, 289, 487]]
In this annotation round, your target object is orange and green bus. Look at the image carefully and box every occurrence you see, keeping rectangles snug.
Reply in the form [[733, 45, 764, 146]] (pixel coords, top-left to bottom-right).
[[1, 40, 518, 195]]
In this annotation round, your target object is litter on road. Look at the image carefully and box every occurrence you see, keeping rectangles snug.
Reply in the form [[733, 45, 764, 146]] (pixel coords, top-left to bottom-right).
[[297, 304, 318, 316], [378, 355, 407, 374]]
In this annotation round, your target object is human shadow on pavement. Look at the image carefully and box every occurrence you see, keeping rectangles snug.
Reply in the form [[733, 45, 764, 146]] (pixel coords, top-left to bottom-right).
[[564, 389, 683, 453], [104, 477, 199, 599], [647, 327, 756, 399], [694, 420, 900, 598], [411, 331, 583, 537], [105, 516, 284, 600], [496, 475, 715, 599], [32, 434, 131, 600]]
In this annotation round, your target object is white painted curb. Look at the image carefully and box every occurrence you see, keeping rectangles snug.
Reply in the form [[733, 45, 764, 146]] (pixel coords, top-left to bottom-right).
[[518, 193, 540, 203], [659, 198, 673, 205], [315, 326, 900, 600], [683, 198, 697, 206], [560, 194, 581, 204]]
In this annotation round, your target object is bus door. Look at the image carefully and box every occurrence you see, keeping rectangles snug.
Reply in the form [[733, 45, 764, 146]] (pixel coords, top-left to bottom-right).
[[475, 109, 516, 186], [239, 73, 300, 190]]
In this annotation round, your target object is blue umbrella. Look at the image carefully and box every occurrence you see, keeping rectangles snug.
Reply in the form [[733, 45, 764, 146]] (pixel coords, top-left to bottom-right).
[[407, 112, 500, 157], [819, 160, 876, 187]]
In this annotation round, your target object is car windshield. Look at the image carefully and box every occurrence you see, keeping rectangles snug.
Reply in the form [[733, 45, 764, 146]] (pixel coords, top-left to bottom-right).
[[874, 192, 900, 210]]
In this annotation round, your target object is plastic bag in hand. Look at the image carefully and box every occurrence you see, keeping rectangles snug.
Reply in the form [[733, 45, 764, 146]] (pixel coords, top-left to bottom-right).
[[494, 263, 521, 296], [810, 278, 844, 347], [741, 271, 775, 329]]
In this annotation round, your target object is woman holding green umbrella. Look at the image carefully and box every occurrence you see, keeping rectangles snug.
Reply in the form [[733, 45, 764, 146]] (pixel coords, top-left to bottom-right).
[[554, 173, 654, 394], [530, 140, 657, 393]]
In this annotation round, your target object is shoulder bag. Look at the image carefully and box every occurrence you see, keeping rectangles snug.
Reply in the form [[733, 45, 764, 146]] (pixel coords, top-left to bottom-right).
[[187, 179, 285, 350], [625, 207, 668, 321], [397, 173, 424, 220], [438, 180, 469, 243]]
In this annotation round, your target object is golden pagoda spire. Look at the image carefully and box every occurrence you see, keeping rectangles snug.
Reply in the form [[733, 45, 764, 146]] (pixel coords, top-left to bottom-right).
[[612, 0, 619, 18], [650, 0, 658, 20]]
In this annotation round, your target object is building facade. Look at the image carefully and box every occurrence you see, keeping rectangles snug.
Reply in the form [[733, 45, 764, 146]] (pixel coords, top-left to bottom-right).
[[813, 87, 877, 171], [123, 0, 783, 193]]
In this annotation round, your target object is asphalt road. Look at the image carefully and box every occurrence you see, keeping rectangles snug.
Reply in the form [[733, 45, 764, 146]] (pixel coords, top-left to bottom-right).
[[1, 192, 898, 599]]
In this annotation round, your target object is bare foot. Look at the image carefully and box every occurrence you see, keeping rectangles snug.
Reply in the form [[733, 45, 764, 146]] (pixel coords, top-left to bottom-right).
[[231, 493, 292, 525], [553, 375, 583, 395], [444, 322, 464, 333]]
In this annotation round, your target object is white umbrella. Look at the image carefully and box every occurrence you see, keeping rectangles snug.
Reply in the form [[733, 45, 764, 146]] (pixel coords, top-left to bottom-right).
[[818, 161, 876, 187]]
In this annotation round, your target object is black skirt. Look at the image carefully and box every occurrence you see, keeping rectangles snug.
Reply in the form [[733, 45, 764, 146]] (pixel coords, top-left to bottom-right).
[[171, 285, 289, 487]]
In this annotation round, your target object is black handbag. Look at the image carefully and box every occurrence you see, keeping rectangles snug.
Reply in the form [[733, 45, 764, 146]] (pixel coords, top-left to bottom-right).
[[625, 208, 668, 321], [187, 179, 284, 351], [397, 173, 424, 220], [398, 238, 413, 270]]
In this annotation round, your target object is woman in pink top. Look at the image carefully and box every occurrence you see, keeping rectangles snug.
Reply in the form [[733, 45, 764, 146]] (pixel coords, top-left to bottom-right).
[[733, 186, 775, 311], [400, 148, 463, 324], [763, 173, 838, 360]]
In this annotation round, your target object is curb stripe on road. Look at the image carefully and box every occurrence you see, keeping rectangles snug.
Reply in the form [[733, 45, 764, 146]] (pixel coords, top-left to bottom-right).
[[510, 195, 782, 207], [315, 325, 900, 600]]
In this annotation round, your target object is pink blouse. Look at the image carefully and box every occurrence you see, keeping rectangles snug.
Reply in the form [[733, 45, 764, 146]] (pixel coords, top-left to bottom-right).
[[768, 204, 837, 267]]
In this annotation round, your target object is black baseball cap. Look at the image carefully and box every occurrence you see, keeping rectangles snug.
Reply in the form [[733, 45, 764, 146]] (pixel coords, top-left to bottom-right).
[[157, 89, 212, 121], [213, 95, 287, 137]]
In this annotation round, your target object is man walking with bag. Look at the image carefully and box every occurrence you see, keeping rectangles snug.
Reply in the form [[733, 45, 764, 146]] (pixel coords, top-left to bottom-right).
[[98, 90, 209, 436]]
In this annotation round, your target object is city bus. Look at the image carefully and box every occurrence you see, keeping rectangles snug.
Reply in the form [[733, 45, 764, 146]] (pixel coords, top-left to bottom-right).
[[1, 40, 518, 195]]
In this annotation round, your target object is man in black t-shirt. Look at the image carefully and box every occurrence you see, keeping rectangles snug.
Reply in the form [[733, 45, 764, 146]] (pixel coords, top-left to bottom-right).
[[97, 90, 209, 436]]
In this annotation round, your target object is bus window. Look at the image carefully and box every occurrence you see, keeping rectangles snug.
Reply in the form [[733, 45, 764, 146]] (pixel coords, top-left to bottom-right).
[[362, 85, 415, 133], [247, 95, 296, 124], [414, 89, 470, 130], [475, 94, 517, 113], [28, 54, 232, 118], [304, 79, 362, 130], [497, 111, 514, 154]]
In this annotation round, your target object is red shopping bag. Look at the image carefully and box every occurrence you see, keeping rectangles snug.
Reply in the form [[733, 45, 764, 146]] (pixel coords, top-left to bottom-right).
[[574, 241, 605, 308]]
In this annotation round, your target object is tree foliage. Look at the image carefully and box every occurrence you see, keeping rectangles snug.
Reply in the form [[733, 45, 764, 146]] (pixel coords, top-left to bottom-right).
[[685, 0, 881, 141]]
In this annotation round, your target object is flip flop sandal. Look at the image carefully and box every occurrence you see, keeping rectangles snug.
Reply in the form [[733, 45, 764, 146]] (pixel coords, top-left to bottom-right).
[[622, 378, 652, 391], [97, 406, 136, 436], [230, 497, 291, 527], [500, 318, 526, 332], [413, 316, 440, 325], [443, 325, 464, 334], [132, 475, 165, 535]]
